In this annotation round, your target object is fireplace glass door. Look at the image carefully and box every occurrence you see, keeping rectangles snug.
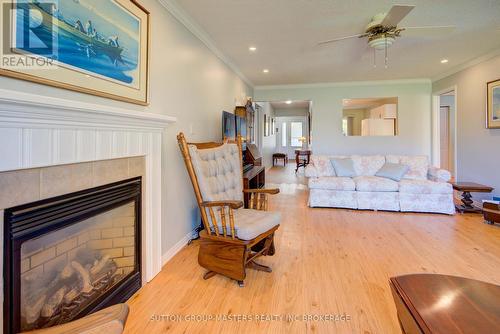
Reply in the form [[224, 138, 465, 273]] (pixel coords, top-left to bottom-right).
[[4, 177, 142, 334]]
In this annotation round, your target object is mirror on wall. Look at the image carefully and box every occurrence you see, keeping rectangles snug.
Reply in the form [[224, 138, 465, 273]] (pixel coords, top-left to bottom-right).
[[342, 97, 398, 136]]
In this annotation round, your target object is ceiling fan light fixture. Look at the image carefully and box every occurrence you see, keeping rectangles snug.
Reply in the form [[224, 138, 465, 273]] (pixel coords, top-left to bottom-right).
[[368, 36, 395, 50], [440, 59, 449, 64]]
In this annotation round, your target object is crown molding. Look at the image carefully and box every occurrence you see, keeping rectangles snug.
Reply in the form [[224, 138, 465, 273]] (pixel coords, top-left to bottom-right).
[[432, 47, 500, 83], [255, 78, 431, 91], [157, 0, 253, 88]]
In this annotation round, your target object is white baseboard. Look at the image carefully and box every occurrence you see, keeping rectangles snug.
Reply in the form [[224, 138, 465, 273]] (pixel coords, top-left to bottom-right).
[[161, 229, 197, 267]]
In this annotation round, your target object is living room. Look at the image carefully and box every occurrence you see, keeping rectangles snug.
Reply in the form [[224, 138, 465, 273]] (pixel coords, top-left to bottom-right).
[[0, 1, 499, 333]]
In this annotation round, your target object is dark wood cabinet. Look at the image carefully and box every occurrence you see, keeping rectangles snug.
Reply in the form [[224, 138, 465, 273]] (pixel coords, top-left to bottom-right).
[[243, 166, 265, 208]]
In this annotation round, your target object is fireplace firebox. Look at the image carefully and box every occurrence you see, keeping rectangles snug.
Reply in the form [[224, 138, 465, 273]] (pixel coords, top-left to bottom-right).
[[4, 177, 142, 334]]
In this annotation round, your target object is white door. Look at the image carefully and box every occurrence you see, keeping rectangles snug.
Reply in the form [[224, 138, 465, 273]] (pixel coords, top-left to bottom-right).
[[276, 117, 307, 159], [439, 107, 450, 170]]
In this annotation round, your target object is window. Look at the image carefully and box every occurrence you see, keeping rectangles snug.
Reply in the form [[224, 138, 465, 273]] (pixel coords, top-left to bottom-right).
[[290, 122, 303, 147], [281, 123, 287, 147]]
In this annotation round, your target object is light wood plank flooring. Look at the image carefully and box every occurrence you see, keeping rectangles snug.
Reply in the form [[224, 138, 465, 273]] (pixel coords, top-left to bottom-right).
[[125, 164, 500, 333]]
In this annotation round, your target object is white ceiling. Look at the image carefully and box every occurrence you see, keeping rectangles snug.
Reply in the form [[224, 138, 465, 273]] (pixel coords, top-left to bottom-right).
[[270, 100, 310, 109], [174, 0, 500, 86]]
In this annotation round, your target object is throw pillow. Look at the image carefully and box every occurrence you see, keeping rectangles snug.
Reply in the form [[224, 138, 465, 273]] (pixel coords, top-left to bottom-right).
[[375, 163, 410, 182], [330, 158, 356, 177]]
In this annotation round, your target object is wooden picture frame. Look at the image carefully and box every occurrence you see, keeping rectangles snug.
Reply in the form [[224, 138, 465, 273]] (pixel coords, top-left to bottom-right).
[[0, 0, 150, 105], [487, 79, 500, 128], [264, 114, 269, 137]]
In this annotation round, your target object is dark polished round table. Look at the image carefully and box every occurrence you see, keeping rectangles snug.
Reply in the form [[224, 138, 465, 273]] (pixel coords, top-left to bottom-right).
[[390, 274, 500, 334]]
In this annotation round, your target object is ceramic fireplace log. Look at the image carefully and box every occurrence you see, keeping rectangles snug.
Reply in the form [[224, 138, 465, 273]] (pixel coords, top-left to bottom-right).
[[71, 261, 93, 294]]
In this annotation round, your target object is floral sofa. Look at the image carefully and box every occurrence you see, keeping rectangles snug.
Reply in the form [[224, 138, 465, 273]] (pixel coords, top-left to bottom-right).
[[304, 155, 455, 214]]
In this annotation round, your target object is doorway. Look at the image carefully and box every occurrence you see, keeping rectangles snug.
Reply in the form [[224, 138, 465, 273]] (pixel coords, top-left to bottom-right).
[[276, 116, 308, 159], [433, 88, 456, 177]]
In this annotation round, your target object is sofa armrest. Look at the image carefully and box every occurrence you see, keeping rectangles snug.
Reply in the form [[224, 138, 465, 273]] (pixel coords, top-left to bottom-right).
[[305, 164, 318, 178], [428, 166, 451, 182]]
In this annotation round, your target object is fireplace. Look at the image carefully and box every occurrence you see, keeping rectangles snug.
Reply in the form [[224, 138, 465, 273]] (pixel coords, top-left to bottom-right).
[[3, 177, 142, 334]]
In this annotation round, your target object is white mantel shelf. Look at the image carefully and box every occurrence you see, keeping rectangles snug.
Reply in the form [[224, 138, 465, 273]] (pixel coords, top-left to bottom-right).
[[0, 90, 176, 283], [0, 89, 175, 132]]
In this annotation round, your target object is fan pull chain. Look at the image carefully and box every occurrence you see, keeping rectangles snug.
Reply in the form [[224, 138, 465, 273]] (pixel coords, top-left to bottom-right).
[[384, 35, 388, 68], [373, 48, 377, 68]]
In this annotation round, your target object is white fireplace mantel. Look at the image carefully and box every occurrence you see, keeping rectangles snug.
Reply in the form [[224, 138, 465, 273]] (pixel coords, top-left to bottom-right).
[[0, 89, 176, 282]]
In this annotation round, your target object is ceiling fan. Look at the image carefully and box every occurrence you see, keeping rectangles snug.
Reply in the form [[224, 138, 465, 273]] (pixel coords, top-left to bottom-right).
[[318, 5, 456, 67]]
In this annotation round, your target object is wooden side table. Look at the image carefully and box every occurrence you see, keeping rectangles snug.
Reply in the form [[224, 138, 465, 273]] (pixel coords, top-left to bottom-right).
[[390, 274, 500, 334], [295, 149, 311, 173], [451, 182, 494, 213]]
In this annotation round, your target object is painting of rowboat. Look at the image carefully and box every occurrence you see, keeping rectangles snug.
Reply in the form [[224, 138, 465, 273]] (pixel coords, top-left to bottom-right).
[[0, 0, 150, 105]]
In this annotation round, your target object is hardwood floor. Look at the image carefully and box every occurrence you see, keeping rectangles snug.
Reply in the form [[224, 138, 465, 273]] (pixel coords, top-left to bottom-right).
[[125, 164, 500, 334]]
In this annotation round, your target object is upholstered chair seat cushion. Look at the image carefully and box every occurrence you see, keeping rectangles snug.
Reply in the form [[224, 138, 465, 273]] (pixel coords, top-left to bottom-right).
[[354, 176, 399, 192], [399, 179, 453, 194], [212, 209, 281, 240], [308, 176, 356, 191], [188, 143, 243, 202]]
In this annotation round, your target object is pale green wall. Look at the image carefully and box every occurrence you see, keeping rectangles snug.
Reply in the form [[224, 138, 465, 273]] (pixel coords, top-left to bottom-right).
[[274, 108, 309, 117], [255, 81, 432, 156]]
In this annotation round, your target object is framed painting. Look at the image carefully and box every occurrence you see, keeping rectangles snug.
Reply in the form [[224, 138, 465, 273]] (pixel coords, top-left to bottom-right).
[[0, 0, 150, 105], [264, 114, 270, 137], [487, 79, 500, 128]]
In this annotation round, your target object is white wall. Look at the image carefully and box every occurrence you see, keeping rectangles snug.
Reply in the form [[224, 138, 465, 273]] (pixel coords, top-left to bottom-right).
[[433, 55, 500, 198], [255, 80, 432, 157], [0, 0, 252, 256], [256, 102, 277, 169]]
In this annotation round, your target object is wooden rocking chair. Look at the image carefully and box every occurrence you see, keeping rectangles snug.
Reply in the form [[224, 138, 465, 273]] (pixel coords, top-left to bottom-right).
[[177, 132, 280, 287]]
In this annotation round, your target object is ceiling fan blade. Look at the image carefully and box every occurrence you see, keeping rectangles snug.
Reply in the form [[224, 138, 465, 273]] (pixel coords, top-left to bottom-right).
[[381, 5, 415, 27], [318, 34, 366, 45], [402, 25, 456, 37]]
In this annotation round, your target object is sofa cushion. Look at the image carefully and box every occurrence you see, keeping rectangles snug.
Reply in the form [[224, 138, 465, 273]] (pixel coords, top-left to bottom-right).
[[331, 158, 356, 177], [354, 176, 399, 192], [352, 155, 386, 176], [212, 209, 281, 240], [308, 176, 356, 191], [310, 155, 347, 177], [386, 155, 429, 180], [399, 179, 453, 194], [375, 163, 410, 181]]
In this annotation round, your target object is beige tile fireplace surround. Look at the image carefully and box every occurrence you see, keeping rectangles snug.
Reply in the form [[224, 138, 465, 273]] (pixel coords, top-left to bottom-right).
[[0, 90, 176, 330], [0, 157, 146, 274]]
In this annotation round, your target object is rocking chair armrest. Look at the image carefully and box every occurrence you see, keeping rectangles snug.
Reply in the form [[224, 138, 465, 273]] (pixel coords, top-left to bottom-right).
[[243, 188, 280, 195], [201, 200, 244, 210]]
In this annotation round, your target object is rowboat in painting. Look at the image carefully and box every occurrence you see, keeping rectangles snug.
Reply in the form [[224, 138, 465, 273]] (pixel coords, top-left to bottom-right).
[[29, 2, 124, 64]]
